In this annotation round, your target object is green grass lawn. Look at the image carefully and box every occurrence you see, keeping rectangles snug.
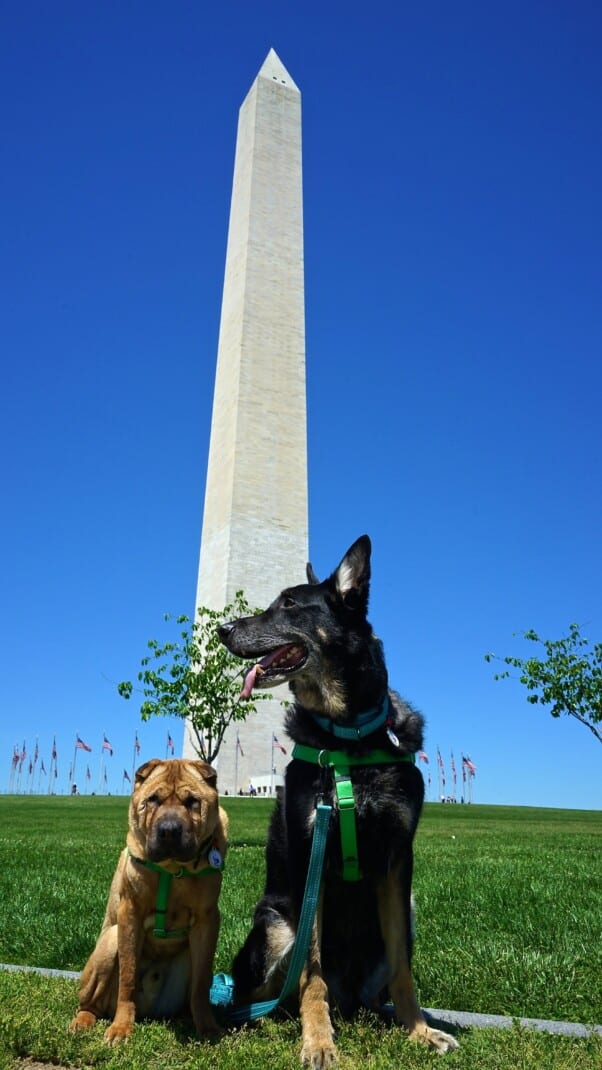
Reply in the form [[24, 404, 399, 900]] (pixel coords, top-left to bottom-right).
[[0, 795, 600, 1070]]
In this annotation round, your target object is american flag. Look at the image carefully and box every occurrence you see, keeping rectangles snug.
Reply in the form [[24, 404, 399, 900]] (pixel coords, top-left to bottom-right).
[[167, 733, 175, 755], [418, 751, 429, 764], [462, 754, 477, 776], [273, 734, 287, 755], [102, 734, 113, 756], [40, 759, 46, 775], [437, 747, 446, 786], [134, 733, 141, 754], [123, 768, 131, 782], [86, 766, 91, 780], [76, 735, 92, 752], [34, 740, 39, 763], [11, 747, 19, 769], [52, 737, 57, 761], [236, 733, 244, 757]]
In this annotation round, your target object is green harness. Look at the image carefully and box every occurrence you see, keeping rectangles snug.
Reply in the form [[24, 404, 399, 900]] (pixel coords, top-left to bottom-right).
[[292, 744, 416, 882], [127, 848, 224, 939]]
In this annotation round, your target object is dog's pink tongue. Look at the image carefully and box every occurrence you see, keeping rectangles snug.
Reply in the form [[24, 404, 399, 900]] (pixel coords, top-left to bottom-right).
[[240, 663, 260, 700]]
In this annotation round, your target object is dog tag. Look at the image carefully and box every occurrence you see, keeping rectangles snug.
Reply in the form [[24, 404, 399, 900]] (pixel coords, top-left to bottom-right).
[[386, 725, 401, 748], [208, 846, 222, 869]]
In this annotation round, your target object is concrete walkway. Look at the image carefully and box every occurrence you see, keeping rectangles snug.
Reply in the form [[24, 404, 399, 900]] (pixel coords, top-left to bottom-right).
[[2, 962, 601, 1039]]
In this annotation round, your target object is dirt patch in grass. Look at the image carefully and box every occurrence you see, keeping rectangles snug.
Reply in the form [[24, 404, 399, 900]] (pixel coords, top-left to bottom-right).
[[20, 1062, 75, 1070]]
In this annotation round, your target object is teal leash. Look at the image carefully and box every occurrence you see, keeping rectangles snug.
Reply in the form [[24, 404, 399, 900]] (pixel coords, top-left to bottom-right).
[[210, 801, 332, 1021]]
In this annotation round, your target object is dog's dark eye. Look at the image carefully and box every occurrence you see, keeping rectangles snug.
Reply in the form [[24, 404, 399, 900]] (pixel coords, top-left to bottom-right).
[[183, 796, 199, 809], [282, 595, 297, 608], [146, 793, 160, 806]]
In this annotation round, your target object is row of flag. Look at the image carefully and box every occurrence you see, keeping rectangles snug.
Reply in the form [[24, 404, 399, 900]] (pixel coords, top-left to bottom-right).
[[235, 732, 287, 758], [418, 747, 478, 801], [7, 730, 178, 795], [418, 748, 477, 777], [7, 733, 476, 800]]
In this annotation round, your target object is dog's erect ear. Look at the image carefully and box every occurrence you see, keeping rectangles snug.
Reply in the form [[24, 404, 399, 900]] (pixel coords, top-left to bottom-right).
[[191, 761, 218, 789], [333, 535, 371, 611], [306, 562, 320, 584], [134, 758, 163, 785]]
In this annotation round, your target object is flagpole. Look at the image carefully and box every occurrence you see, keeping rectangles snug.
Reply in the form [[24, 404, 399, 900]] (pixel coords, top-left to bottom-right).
[[98, 744, 105, 794], [48, 738, 56, 794], [132, 734, 139, 783], [71, 740, 78, 790], [17, 742, 26, 794], [8, 748, 18, 794], [30, 738, 38, 794]]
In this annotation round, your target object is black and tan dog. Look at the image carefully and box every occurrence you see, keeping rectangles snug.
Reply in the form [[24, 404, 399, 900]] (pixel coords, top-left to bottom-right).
[[70, 758, 228, 1044], [219, 535, 457, 1066]]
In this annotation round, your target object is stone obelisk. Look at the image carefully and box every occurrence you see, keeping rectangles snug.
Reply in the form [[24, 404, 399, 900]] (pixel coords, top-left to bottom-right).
[[183, 50, 308, 793]]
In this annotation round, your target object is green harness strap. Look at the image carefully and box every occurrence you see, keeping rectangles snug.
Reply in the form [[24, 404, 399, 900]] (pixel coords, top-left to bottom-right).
[[292, 744, 415, 883], [127, 850, 224, 939]]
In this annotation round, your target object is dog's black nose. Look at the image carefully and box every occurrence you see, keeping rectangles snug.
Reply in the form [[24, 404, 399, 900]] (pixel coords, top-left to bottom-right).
[[218, 621, 235, 641], [156, 819, 182, 844]]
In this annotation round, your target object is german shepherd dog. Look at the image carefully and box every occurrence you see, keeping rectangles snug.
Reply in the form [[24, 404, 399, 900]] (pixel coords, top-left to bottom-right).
[[218, 536, 458, 1066]]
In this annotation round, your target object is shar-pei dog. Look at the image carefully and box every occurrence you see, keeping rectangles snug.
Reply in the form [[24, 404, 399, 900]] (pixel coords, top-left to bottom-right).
[[70, 758, 228, 1043]]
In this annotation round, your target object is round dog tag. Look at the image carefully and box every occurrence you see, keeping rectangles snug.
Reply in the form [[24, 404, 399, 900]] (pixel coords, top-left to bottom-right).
[[208, 846, 222, 869], [386, 725, 401, 748]]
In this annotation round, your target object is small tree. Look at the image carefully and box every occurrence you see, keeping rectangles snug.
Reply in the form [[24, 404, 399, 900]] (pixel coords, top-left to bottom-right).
[[485, 623, 602, 745], [118, 591, 266, 764]]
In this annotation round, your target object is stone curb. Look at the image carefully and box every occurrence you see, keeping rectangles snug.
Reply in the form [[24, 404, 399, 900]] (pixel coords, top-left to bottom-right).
[[422, 1005, 602, 1039], [2, 962, 601, 1039]]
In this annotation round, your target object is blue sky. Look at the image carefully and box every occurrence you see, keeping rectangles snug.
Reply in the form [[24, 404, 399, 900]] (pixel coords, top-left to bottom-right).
[[2, 2, 601, 808]]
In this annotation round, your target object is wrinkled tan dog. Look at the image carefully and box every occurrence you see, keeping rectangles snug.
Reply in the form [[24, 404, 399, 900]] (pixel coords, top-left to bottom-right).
[[70, 758, 228, 1044]]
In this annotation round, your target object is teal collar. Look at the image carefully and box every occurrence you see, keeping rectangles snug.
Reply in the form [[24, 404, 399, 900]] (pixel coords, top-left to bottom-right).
[[311, 695, 390, 740], [128, 847, 224, 939], [292, 743, 415, 882]]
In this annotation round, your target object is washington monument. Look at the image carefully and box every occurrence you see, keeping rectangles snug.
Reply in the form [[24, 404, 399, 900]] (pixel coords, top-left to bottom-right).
[[183, 50, 308, 792]]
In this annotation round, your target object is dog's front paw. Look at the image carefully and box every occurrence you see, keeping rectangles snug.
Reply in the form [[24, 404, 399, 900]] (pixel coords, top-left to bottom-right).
[[410, 1023, 459, 1053], [104, 1022, 134, 1045], [194, 1009, 223, 1039], [69, 1010, 97, 1032], [301, 1034, 338, 1069]]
